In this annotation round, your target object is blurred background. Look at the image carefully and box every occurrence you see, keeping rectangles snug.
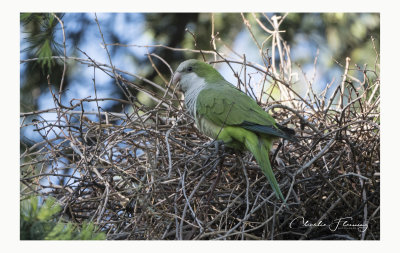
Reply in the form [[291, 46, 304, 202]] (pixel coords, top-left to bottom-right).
[[20, 12, 380, 151]]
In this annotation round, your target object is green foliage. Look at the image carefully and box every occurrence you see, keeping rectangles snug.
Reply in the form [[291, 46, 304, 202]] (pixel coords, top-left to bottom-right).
[[20, 196, 106, 240], [21, 13, 63, 72], [44, 221, 106, 240]]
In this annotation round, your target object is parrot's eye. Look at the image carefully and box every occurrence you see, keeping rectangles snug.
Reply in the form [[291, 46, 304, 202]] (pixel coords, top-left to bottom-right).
[[187, 66, 193, 72]]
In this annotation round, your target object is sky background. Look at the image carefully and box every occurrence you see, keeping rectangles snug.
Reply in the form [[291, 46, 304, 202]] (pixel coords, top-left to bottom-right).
[[20, 12, 380, 144]]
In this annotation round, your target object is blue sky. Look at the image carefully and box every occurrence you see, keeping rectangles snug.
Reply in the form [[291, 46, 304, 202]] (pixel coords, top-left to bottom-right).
[[21, 13, 350, 143]]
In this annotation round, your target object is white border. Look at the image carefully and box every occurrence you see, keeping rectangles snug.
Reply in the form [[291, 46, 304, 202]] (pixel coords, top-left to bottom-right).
[[2, 0, 396, 252]]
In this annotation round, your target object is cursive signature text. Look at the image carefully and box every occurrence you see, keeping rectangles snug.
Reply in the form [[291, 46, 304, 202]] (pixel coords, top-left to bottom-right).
[[289, 216, 368, 232]]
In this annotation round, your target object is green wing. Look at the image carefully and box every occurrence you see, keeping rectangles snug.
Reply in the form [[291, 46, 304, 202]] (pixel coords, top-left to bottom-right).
[[196, 81, 292, 139], [197, 81, 272, 125]]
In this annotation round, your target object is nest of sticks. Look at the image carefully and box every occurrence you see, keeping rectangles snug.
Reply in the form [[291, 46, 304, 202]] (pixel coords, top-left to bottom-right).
[[20, 17, 380, 236], [20, 61, 380, 240]]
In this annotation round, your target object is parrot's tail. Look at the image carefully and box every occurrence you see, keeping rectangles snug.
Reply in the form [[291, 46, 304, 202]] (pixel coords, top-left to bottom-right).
[[245, 136, 285, 202]]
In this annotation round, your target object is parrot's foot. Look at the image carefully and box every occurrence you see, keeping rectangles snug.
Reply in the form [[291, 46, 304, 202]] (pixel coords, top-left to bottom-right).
[[211, 140, 225, 156], [202, 140, 226, 155], [202, 140, 226, 167]]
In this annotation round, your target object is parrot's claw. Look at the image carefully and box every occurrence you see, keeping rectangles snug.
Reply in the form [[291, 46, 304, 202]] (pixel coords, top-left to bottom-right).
[[201, 140, 226, 167], [203, 140, 225, 153], [211, 140, 225, 155]]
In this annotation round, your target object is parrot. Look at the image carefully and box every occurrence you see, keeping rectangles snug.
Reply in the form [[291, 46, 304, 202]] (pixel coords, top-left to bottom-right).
[[172, 59, 297, 201]]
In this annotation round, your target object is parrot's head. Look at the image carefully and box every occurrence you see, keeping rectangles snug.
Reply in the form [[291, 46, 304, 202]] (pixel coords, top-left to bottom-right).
[[172, 59, 224, 93]]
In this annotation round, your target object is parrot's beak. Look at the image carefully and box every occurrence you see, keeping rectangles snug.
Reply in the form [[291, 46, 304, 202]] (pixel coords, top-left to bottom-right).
[[172, 72, 181, 86]]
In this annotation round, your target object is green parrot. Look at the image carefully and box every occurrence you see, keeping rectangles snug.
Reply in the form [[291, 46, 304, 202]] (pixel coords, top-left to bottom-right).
[[172, 59, 297, 201]]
